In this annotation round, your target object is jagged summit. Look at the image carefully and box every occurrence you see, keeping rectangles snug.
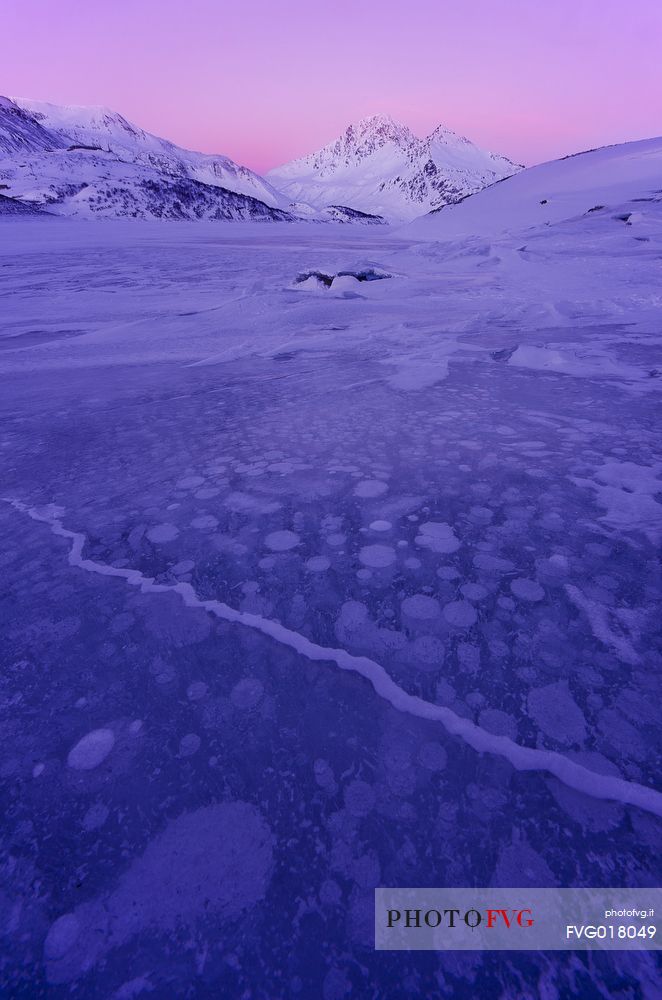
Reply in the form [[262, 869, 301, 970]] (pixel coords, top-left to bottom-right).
[[427, 122, 467, 144], [267, 114, 521, 221], [347, 113, 415, 141], [283, 114, 417, 180], [356, 112, 399, 127]]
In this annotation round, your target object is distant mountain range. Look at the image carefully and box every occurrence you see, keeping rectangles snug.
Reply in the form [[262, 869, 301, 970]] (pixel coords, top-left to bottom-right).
[[0, 97, 519, 223], [268, 113, 521, 221], [0, 96, 297, 222]]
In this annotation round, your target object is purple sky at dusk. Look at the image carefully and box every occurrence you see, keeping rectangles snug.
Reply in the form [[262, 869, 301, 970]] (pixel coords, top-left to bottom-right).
[[3, 0, 661, 173]]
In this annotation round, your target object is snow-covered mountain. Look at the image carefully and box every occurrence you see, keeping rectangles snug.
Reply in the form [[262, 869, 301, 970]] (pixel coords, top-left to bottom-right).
[[0, 99, 518, 224], [402, 136, 662, 239], [267, 114, 521, 221], [0, 96, 294, 221], [12, 98, 291, 208]]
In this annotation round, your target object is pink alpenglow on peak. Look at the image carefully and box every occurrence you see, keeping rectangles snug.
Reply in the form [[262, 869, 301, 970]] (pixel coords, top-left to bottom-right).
[[267, 115, 521, 221]]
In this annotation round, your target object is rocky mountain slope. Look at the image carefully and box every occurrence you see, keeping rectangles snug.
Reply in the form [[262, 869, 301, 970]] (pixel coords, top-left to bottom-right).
[[0, 96, 294, 221]]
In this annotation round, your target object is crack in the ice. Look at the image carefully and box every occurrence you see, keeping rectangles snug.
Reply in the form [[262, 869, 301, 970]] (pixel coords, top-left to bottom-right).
[[4, 497, 662, 820]]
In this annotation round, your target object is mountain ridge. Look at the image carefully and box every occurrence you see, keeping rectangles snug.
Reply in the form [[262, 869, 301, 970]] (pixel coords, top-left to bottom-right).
[[1, 98, 520, 224], [0, 97, 391, 224], [9, 96, 291, 210], [268, 114, 521, 221]]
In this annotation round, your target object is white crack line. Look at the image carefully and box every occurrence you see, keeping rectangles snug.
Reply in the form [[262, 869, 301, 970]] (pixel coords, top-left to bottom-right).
[[5, 497, 662, 820]]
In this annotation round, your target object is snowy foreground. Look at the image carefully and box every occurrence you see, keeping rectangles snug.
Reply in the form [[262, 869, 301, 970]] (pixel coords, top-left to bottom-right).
[[1, 198, 661, 997]]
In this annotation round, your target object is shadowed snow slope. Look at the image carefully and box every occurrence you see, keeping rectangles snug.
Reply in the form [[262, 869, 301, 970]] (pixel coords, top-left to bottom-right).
[[403, 137, 662, 239], [0, 95, 65, 154]]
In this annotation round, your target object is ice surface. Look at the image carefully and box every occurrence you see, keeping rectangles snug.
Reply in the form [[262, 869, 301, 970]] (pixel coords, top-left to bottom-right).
[[1, 211, 661, 996], [527, 681, 587, 745], [415, 521, 461, 554], [358, 544, 396, 568], [510, 577, 545, 602], [401, 594, 441, 621], [354, 479, 389, 498], [264, 529, 300, 551], [67, 729, 116, 770], [368, 519, 391, 531], [305, 554, 331, 572], [44, 802, 273, 983], [146, 523, 179, 543]]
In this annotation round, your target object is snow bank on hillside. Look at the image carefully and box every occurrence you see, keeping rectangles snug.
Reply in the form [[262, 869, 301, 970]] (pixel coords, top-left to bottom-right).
[[403, 137, 662, 239]]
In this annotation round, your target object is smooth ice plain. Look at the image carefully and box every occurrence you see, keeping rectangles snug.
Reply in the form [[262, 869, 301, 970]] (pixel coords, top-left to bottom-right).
[[1, 214, 661, 997]]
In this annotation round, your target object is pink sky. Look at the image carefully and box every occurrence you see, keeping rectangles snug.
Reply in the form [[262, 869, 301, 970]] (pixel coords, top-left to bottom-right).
[[3, 0, 661, 173]]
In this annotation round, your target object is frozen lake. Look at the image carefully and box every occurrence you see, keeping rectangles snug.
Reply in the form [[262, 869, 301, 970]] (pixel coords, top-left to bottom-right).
[[1, 218, 661, 996]]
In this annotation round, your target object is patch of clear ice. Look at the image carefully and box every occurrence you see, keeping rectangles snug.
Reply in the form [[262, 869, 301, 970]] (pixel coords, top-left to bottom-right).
[[442, 601, 477, 628], [358, 544, 396, 568], [354, 480, 388, 498], [230, 678, 265, 709], [306, 555, 331, 572], [415, 521, 461, 554], [511, 578, 545, 602], [264, 530, 300, 551], [67, 728, 115, 771], [401, 594, 441, 621], [146, 524, 179, 544], [44, 802, 273, 983]]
